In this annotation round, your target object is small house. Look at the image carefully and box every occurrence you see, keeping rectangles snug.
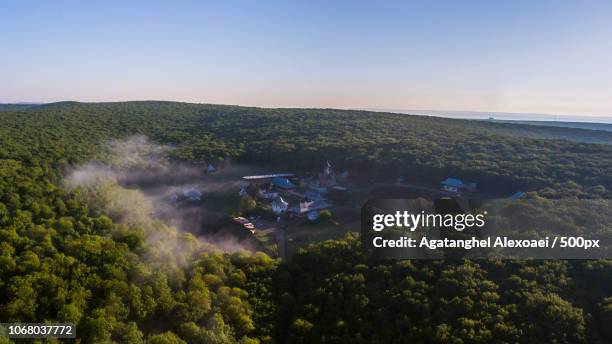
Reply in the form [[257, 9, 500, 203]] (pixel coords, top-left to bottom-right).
[[324, 161, 333, 177], [290, 200, 332, 215], [183, 188, 202, 201], [319, 161, 337, 186], [441, 178, 464, 193], [510, 192, 525, 201], [259, 189, 279, 199], [233, 217, 250, 225], [271, 177, 295, 189], [292, 200, 315, 215]]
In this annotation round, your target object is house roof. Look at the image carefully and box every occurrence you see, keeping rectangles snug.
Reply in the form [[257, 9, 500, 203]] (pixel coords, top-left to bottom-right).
[[441, 178, 464, 187], [510, 192, 525, 201], [291, 200, 332, 214], [242, 173, 295, 181], [307, 211, 319, 220], [271, 177, 295, 188], [183, 188, 202, 199]]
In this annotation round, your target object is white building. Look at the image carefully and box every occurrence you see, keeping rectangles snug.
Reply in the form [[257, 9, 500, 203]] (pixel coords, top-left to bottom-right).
[[320, 161, 337, 186], [324, 160, 333, 177]]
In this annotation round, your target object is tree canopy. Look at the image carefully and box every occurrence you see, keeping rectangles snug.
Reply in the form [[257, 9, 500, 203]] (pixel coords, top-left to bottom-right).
[[0, 101, 610, 343]]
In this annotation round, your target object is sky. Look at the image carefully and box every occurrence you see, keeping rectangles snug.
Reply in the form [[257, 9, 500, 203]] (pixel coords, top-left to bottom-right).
[[1, 0, 612, 117]]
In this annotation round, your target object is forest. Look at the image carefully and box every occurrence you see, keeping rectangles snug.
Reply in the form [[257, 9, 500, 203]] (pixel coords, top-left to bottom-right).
[[0, 101, 611, 343]]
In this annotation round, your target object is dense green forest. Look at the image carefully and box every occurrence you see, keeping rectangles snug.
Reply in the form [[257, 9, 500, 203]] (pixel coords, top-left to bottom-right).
[[2, 101, 610, 198], [0, 101, 611, 343]]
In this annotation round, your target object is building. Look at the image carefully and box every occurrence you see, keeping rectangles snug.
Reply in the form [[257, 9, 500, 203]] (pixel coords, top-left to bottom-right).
[[323, 160, 333, 177], [259, 189, 279, 199], [290, 200, 332, 215], [271, 177, 296, 189], [272, 197, 289, 214], [441, 178, 464, 193], [242, 173, 295, 182], [292, 200, 314, 215], [319, 161, 337, 187], [510, 192, 525, 201], [233, 217, 256, 234], [183, 188, 202, 201], [307, 210, 320, 221], [207, 163, 216, 173]]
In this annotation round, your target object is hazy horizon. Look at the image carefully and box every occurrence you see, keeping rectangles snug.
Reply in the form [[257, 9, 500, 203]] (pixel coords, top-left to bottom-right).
[[4, 99, 612, 124], [2, 1, 612, 118]]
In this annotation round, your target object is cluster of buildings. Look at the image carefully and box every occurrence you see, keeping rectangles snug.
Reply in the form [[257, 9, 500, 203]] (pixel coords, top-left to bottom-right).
[[240, 161, 348, 221]]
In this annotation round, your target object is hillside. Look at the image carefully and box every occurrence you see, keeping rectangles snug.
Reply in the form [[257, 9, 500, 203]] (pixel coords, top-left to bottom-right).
[[1, 101, 610, 198], [0, 101, 611, 343]]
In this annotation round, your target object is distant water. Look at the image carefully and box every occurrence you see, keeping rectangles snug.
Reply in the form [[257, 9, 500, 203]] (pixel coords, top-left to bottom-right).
[[491, 120, 612, 133], [355, 108, 612, 131]]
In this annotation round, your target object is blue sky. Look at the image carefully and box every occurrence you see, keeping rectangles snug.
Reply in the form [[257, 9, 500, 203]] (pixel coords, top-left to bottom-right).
[[1, 0, 612, 116]]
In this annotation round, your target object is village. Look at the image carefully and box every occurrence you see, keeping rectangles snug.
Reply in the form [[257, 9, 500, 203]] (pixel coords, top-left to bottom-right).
[[238, 161, 344, 221], [158, 159, 523, 259], [226, 160, 524, 258]]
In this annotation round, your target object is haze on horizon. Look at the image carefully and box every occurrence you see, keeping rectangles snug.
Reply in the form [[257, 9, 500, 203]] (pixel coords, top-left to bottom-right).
[[1, 0, 612, 118]]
